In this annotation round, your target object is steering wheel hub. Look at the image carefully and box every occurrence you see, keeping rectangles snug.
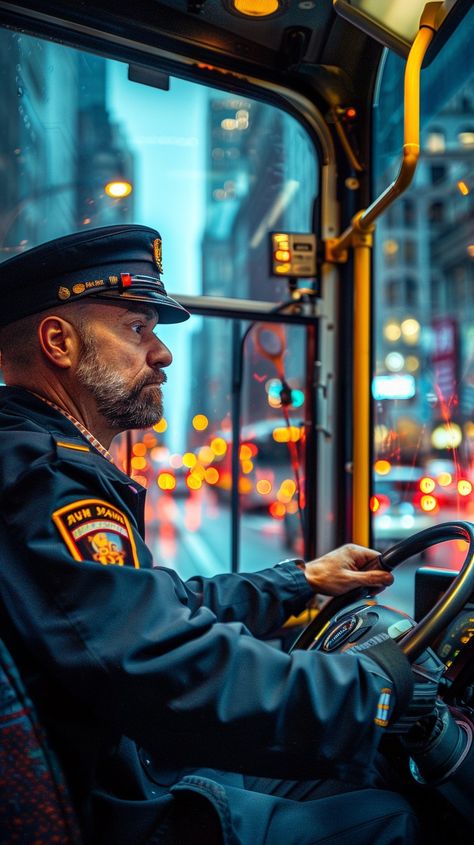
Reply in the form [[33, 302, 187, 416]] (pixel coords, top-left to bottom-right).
[[313, 604, 415, 654]]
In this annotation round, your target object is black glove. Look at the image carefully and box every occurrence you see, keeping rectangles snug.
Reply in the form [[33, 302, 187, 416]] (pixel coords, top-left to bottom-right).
[[348, 634, 444, 733], [403, 700, 469, 784]]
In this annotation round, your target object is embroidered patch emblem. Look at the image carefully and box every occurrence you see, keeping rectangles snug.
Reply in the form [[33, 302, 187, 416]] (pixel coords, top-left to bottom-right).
[[52, 499, 140, 567]]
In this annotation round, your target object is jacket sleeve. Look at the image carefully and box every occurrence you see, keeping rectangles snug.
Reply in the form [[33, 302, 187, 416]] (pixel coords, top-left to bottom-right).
[[180, 564, 314, 637], [0, 437, 402, 784]]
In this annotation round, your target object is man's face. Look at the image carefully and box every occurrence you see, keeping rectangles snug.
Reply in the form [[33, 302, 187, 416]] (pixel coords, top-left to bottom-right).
[[74, 302, 172, 432]]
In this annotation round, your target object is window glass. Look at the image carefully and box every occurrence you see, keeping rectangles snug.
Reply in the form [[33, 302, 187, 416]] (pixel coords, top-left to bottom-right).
[[0, 31, 317, 304], [0, 28, 317, 577], [372, 9, 474, 569]]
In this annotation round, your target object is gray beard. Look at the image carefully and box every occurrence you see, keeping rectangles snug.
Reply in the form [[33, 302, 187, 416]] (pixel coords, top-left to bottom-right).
[[75, 337, 166, 431]]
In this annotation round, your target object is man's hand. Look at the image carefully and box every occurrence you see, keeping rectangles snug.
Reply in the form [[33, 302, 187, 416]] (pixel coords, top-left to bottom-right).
[[302, 544, 393, 596]]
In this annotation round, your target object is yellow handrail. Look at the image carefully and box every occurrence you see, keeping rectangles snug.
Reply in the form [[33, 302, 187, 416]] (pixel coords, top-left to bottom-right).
[[327, 4, 441, 545]]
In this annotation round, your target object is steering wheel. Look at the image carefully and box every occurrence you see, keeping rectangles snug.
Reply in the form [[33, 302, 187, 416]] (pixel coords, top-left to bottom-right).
[[290, 522, 474, 675]]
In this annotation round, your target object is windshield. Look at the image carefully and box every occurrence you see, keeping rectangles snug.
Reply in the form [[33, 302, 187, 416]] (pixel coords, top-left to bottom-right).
[[0, 28, 319, 576]]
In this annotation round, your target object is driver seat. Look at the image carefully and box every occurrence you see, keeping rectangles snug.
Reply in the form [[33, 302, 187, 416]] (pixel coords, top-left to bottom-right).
[[0, 637, 83, 844]]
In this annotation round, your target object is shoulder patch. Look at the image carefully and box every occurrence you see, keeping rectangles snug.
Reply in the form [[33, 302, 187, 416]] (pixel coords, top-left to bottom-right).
[[52, 499, 140, 568]]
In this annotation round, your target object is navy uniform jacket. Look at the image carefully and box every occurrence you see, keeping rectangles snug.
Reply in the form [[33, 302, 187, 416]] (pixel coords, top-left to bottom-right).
[[0, 387, 405, 845]]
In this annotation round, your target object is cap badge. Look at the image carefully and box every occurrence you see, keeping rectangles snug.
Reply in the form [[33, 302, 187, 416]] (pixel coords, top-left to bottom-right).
[[72, 283, 86, 295], [153, 237, 163, 274], [58, 286, 71, 300]]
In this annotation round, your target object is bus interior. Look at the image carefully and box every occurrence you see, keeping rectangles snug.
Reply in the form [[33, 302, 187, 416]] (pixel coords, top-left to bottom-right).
[[0, 0, 474, 838]]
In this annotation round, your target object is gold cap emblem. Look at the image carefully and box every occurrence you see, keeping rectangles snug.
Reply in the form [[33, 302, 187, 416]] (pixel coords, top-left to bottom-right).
[[72, 283, 86, 295], [153, 237, 163, 274], [58, 286, 71, 300]]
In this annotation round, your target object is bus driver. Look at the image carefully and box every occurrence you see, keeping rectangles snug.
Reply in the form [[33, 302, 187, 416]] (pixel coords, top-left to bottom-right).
[[0, 225, 439, 845]]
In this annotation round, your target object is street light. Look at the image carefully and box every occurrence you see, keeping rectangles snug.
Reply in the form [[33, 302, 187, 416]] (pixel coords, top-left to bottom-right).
[[104, 180, 133, 199], [1, 178, 134, 252]]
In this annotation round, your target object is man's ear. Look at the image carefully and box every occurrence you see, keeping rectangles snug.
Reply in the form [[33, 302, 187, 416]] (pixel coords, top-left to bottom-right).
[[38, 315, 79, 369]]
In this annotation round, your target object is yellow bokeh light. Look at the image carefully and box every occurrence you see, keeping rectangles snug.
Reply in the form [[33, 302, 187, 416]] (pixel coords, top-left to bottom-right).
[[401, 318, 420, 344], [383, 239, 399, 255], [157, 472, 176, 491], [238, 477, 253, 494], [182, 452, 197, 468], [198, 446, 215, 465], [219, 471, 232, 491], [384, 321, 402, 342], [211, 437, 227, 456], [205, 467, 219, 485], [419, 477, 435, 494], [256, 479, 272, 495], [374, 459, 391, 476], [431, 423, 462, 450], [186, 475, 202, 490], [131, 456, 147, 471], [273, 427, 290, 443], [457, 479, 473, 497], [153, 419, 168, 433], [191, 463, 206, 480], [405, 355, 420, 373], [132, 442, 147, 457], [420, 495, 438, 512], [192, 414, 209, 431], [239, 444, 253, 461], [464, 421, 474, 438], [437, 472, 452, 487], [241, 460, 254, 474], [280, 479, 296, 497]]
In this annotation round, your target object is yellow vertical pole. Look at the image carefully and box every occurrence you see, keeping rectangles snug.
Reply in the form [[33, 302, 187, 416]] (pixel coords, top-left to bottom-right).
[[352, 227, 374, 545]]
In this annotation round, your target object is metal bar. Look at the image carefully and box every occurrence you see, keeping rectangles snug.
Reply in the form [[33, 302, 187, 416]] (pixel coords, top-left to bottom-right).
[[230, 321, 242, 574], [329, 13, 439, 257], [304, 325, 318, 560], [351, 233, 373, 545], [171, 294, 319, 326]]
